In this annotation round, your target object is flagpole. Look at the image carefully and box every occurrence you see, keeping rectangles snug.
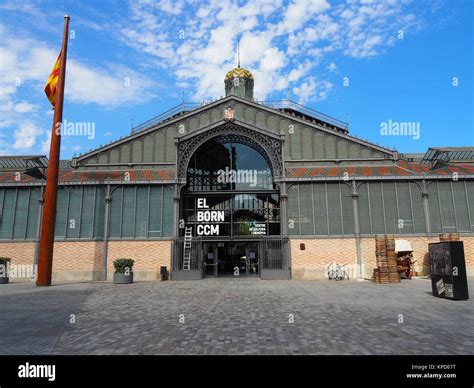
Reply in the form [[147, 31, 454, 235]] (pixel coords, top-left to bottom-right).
[[37, 15, 70, 286]]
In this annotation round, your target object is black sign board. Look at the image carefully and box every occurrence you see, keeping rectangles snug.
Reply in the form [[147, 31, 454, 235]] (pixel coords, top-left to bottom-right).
[[429, 241, 469, 300]]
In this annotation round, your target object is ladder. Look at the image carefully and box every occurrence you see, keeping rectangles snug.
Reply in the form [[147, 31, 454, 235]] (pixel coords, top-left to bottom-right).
[[183, 227, 192, 270]]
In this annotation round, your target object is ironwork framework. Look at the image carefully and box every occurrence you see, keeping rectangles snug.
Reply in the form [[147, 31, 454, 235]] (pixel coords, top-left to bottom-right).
[[176, 121, 284, 182]]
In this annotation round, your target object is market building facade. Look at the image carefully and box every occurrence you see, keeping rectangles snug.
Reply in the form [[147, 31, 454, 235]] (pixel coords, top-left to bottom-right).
[[1, 67, 474, 281]]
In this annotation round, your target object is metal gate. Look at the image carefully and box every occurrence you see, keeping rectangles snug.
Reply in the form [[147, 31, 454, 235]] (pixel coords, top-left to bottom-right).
[[259, 237, 291, 279], [171, 237, 203, 280]]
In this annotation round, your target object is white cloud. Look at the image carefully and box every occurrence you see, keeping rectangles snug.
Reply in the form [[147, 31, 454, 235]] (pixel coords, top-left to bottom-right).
[[13, 121, 44, 149], [293, 77, 332, 104], [40, 130, 52, 155], [0, 23, 158, 153], [115, 0, 425, 102], [327, 62, 337, 72], [14, 101, 37, 113], [0, 28, 157, 110]]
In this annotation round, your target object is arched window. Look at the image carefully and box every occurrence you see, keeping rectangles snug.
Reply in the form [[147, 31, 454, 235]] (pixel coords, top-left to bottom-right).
[[185, 136, 274, 191]]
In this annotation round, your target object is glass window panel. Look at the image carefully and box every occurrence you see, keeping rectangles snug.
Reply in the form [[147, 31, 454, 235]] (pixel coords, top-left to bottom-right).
[[341, 184, 354, 234], [409, 183, 426, 234], [109, 187, 122, 238], [27, 189, 39, 239], [135, 186, 148, 238], [312, 184, 328, 235], [0, 189, 16, 239], [13, 189, 29, 239], [186, 137, 273, 191], [368, 183, 384, 234], [452, 181, 470, 232], [121, 187, 135, 237], [327, 183, 342, 235], [438, 181, 456, 232], [287, 186, 299, 235], [382, 182, 398, 234], [149, 186, 162, 237], [396, 182, 414, 234], [428, 182, 442, 233], [299, 185, 313, 235], [80, 187, 95, 238], [67, 187, 82, 239], [54, 189, 68, 238], [467, 181, 474, 232]]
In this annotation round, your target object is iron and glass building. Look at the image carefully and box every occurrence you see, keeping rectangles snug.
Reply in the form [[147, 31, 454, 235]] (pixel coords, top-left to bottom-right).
[[1, 66, 473, 281]]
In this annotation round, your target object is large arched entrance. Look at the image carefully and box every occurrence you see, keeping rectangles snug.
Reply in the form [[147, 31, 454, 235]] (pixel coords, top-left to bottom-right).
[[171, 122, 290, 280]]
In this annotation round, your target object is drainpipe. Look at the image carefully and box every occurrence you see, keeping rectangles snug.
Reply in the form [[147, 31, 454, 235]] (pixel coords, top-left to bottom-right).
[[33, 186, 45, 277], [421, 180, 432, 239], [351, 180, 363, 280], [101, 185, 111, 281]]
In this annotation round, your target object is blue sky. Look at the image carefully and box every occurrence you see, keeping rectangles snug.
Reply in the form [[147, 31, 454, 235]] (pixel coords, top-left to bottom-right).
[[0, 0, 472, 159]]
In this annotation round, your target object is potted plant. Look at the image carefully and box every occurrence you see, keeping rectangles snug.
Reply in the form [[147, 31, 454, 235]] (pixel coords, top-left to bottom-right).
[[0, 257, 11, 284], [113, 258, 135, 284]]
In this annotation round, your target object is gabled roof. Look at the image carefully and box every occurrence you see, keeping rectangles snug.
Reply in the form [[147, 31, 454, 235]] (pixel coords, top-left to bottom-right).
[[73, 95, 395, 164]]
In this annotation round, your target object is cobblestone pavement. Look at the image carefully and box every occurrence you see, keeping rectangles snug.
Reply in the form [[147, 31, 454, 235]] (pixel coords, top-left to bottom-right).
[[1, 278, 472, 355]]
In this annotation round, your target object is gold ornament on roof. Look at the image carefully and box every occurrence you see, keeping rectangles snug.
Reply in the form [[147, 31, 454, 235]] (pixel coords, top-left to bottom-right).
[[225, 66, 253, 81]]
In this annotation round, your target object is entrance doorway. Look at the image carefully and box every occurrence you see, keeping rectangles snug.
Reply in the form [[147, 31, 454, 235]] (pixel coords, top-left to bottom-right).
[[203, 242, 259, 277]]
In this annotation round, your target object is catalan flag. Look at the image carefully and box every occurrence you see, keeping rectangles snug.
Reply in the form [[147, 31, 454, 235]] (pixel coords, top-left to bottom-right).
[[44, 52, 61, 109]]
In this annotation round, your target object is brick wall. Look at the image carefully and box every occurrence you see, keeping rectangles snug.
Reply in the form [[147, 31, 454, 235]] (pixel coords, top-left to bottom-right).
[[1, 236, 472, 282], [107, 241, 171, 280], [291, 236, 474, 280], [0, 240, 172, 282]]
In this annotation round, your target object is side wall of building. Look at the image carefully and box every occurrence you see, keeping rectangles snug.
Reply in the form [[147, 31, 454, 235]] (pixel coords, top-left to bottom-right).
[[0, 240, 172, 282], [290, 236, 474, 279]]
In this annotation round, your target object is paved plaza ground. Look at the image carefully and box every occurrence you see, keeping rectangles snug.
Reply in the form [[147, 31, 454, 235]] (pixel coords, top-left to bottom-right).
[[0, 278, 472, 355]]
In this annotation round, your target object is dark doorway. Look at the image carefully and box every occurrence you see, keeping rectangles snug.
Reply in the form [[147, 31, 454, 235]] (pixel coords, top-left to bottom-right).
[[203, 242, 259, 277]]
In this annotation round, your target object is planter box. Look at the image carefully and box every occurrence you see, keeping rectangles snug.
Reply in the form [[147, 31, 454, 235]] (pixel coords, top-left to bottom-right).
[[113, 272, 133, 284], [0, 277, 9, 285]]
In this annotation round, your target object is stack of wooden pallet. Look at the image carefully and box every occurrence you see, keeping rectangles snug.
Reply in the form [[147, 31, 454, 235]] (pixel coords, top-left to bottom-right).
[[373, 235, 400, 284], [439, 233, 460, 242]]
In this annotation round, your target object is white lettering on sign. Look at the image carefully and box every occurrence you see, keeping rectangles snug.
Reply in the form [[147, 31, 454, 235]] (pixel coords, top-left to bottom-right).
[[197, 211, 225, 222], [197, 224, 220, 235], [197, 198, 209, 208], [193, 198, 223, 236]]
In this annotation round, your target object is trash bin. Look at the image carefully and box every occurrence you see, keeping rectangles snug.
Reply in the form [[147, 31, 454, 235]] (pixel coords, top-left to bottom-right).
[[160, 266, 168, 281]]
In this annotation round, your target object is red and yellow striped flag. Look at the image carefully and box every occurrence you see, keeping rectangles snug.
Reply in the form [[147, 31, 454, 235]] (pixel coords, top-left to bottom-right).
[[44, 52, 61, 109]]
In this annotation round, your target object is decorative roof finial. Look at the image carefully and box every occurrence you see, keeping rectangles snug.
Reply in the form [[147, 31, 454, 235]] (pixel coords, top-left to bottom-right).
[[237, 39, 240, 68]]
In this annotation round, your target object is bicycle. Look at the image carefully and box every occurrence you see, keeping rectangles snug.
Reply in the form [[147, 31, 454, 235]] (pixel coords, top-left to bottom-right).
[[326, 262, 350, 281]]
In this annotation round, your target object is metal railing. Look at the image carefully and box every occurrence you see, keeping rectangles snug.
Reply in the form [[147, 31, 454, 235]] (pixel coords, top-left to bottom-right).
[[259, 236, 290, 270], [131, 99, 348, 134], [258, 100, 348, 131], [131, 102, 201, 134]]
